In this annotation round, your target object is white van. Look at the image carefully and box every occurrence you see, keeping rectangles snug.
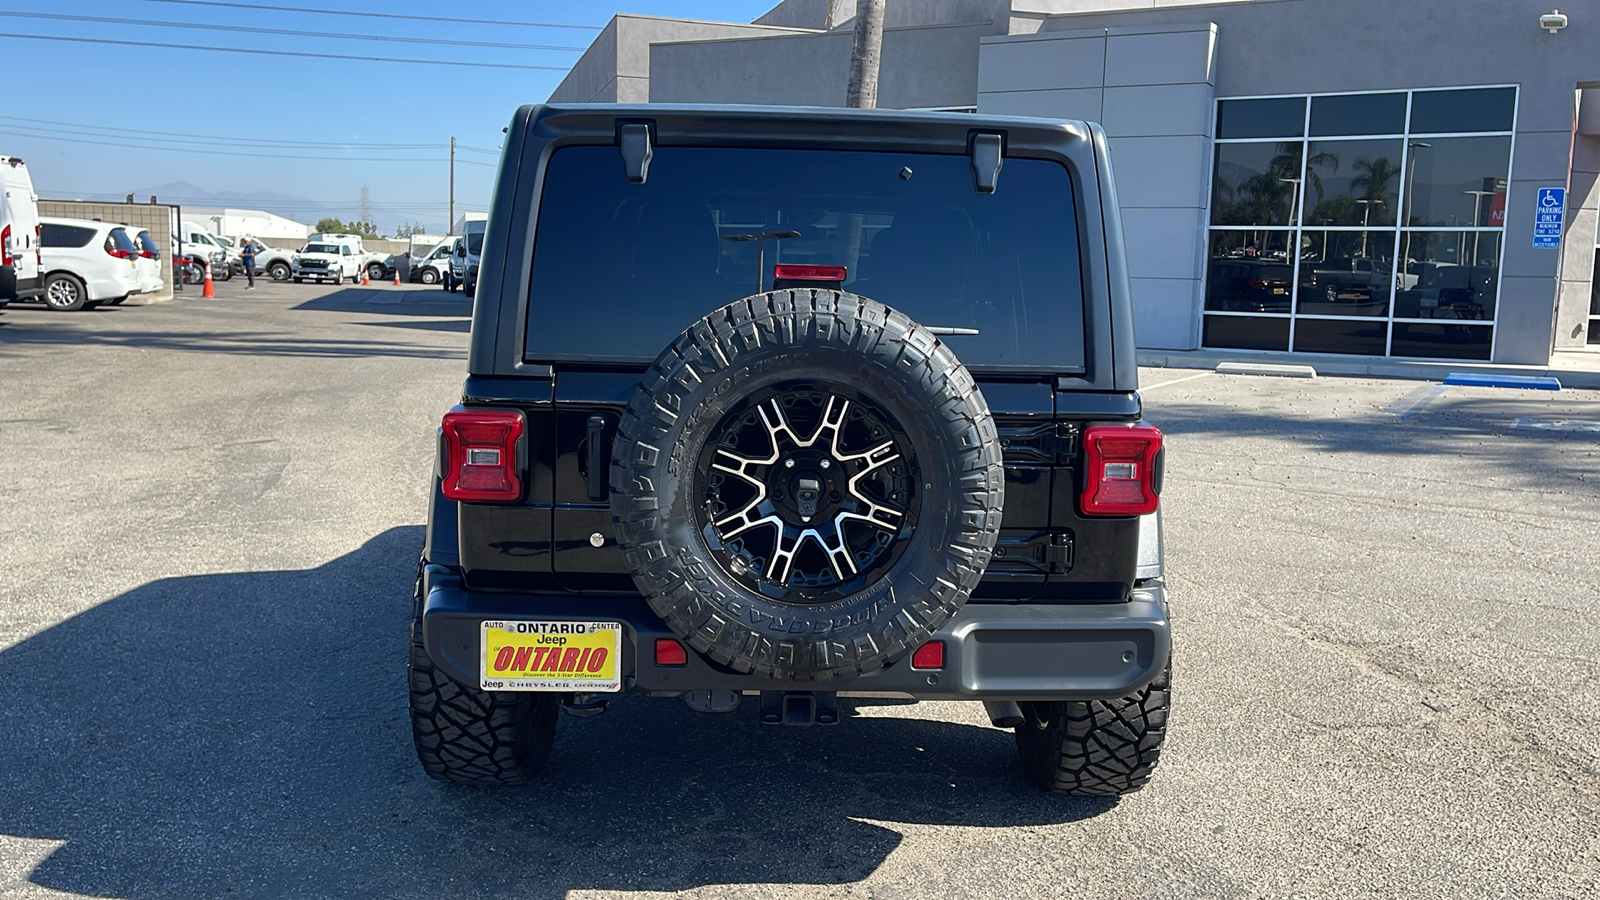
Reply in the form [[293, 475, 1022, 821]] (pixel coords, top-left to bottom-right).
[[1, 156, 43, 308], [179, 220, 231, 280]]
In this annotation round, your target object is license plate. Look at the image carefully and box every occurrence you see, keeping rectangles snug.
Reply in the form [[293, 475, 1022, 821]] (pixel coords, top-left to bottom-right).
[[480, 620, 623, 692], [1272, 287, 1287, 294]]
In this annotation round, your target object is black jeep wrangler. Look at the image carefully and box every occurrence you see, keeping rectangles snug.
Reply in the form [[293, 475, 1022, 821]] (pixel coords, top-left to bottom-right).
[[410, 104, 1171, 796]]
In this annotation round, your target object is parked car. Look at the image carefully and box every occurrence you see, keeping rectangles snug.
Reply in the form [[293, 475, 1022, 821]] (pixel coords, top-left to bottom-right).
[[448, 220, 485, 294], [1207, 258, 1292, 312], [126, 227, 164, 300], [291, 239, 361, 283], [410, 237, 458, 285], [1, 155, 43, 309], [243, 238, 296, 281], [36, 217, 142, 311], [408, 104, 1170, 797]]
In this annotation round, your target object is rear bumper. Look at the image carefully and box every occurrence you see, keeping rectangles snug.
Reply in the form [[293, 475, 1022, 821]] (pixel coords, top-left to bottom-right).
[[420, 566, 1170, 701]]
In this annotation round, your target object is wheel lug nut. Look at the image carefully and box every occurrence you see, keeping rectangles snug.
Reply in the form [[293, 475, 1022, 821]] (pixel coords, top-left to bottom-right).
[[820, 459, 831, 469], [784, 459, 795, 468]]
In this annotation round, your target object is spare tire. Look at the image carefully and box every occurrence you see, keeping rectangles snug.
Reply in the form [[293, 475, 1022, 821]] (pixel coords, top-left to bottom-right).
[[611, 290, 1004, 682]]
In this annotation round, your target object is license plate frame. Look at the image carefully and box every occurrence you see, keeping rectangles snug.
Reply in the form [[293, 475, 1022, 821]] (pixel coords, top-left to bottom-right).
[[480, 620, 624, 692]]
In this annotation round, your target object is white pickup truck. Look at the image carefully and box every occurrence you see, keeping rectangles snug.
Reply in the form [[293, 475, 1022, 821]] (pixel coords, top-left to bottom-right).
[[291, 238, 363, 284], [307, 232, 387, 281]]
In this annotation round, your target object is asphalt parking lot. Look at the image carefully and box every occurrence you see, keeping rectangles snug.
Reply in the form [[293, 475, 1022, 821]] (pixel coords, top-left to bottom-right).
[[1, 281, 1598, 899]]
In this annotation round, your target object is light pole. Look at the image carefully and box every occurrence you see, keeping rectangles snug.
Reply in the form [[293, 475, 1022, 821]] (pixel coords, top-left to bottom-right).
[[723, 230, 801, 294], [1279, 176, 1303, 227], [1462, 188, 1495, 263], [1404, 140, 1432, 226]]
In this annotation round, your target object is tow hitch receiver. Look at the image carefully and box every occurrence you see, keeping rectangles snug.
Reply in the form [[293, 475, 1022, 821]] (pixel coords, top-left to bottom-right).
[[759, 690, 839, 726]]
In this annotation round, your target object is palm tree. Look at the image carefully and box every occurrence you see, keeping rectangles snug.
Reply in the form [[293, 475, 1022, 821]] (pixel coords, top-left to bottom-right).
[[1349, 156, 1399, 225]]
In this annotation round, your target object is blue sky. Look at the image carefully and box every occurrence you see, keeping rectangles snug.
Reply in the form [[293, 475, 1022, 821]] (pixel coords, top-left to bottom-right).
[[0, 0, 776, 233]]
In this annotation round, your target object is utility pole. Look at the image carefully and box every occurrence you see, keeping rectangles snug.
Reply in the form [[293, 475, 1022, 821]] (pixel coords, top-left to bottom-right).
[[845, 0, 885, 109], [449, 136, 456, 235]]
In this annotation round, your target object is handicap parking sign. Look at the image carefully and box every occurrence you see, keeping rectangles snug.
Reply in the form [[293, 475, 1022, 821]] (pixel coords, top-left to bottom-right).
[[1533, 187, 1564, 249]]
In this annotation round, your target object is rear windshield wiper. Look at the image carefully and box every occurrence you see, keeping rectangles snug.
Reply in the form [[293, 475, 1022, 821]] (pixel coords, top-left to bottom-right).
[[925, 326, 980, 336]]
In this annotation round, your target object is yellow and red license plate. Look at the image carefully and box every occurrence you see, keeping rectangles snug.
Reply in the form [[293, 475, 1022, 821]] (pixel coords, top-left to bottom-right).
[[480, 620, 623, 692]]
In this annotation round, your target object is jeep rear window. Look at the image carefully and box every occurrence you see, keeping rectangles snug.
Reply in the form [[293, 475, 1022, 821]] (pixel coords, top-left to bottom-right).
[[524, 145, 1085, 372]]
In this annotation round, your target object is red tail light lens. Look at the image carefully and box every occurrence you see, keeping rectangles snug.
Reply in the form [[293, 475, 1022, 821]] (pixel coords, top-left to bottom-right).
[[773, 264, 847, 282], [1, 225, 11, 267], [1081, 425, 1163, 516], [1246, 279, 1268, 288], [440, 409, 525, 502], [910, 641, 945, 670], [654, 638, 688, 667]]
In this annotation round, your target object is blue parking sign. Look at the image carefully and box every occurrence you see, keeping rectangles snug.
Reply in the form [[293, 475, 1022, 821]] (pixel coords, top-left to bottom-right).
[[1533, 187, 1564, 249]]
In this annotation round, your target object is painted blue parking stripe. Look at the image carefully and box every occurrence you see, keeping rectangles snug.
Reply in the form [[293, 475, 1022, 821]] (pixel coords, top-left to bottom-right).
[[1443, 373, 1562, 391]]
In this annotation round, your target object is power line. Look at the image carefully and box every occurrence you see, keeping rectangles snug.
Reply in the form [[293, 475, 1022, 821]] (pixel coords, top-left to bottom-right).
[[0, 33, 571, 70], [0, 11, 586, 52], [3, 126, 457, 163], [0, 115, 452, 151], [138, 0, 600, 30]]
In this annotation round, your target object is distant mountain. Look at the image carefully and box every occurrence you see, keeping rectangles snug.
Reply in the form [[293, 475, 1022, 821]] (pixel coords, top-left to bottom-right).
[[66, 181, 442, 235]]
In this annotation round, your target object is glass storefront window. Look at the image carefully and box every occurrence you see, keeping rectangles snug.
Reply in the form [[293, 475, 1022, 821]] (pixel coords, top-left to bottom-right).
[[1211, 142, 1304, 226], [1409, 88, 1516, 135], [1206, 231, 1294, 312], [1203, 314, 1289, 352], [1205, 86, 1514, 360], [1309, 92, 1406, 137], [1217, 97, 1306, 139], [1587, 249, 1600, 345], [1395, 231, 1500, 320], [1401, 136, 1512, 227], [1295, 230, 1394, 317], [1302, 139, 1403, 226]]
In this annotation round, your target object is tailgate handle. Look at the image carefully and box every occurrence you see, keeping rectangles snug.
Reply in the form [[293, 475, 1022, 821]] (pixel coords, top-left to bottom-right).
[[586, 415, 607, 502]]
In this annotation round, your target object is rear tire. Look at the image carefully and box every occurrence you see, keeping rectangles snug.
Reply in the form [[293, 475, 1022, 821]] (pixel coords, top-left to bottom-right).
[[1014, 664, 1170, 796], [420, 268, 440, 285], [216, 267, 232, 282], [408, 567, 558, 784], [268, 261, 291, 282]]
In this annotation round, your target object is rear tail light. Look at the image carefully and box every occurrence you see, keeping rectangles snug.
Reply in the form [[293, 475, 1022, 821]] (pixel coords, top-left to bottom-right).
[[1081, 425, 1163, 517], [107, 246, 131, 259], [1246, 279, 1268, 288], [1, 225, 11, 267], [773, 264, 847, 283], [440, 409, 525, 502]]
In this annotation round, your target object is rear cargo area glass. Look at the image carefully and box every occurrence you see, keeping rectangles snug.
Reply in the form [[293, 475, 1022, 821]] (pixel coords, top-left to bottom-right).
[[524, 146, 1086, 372]]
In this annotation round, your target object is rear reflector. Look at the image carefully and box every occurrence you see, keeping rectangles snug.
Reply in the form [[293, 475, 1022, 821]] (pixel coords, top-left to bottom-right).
[[773, 264, 847, 282], [655, 638, 688, 667], [1081, 425, 1163, 517], [910, 641, 945, 670], [440, 409, 524, 503]]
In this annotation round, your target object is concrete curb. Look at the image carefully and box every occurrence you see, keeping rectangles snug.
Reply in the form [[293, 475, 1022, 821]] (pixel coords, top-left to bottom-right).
[[1138, 350, 1600, 391]]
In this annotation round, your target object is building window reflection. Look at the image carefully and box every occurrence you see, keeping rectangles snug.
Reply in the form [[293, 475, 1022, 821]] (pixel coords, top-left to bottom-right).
[[1205, 87, 1515, 360]]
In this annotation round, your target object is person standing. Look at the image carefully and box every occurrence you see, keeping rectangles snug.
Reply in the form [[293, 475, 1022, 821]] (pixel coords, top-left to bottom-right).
[[240, 236, 256, 289]]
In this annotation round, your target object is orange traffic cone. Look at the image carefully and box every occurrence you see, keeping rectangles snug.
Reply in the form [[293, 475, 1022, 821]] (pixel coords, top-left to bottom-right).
[[393, 269, 401, 286], [202, 263, 215, 298], [361, 268, 370, 286]]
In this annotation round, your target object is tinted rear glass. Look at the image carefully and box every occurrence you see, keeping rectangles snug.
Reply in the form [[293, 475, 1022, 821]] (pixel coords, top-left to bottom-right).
[[135, 231, 159, 256], [109, 228, 137, 253], [40, 223, 95, 248], [524, 145, 1085, 371]]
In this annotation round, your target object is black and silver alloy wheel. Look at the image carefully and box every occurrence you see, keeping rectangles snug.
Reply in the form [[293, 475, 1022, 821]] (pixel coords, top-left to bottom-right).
[[43, 274, 87, 311], [698, 382, 919, 603]]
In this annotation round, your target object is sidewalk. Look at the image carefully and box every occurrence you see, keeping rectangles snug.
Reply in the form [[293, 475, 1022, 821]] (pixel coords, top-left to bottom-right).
[[1138, 346, 1600, 390]]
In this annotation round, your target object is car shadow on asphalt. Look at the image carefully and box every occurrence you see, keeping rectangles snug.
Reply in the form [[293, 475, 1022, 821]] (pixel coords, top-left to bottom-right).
[[0, 527, 1112, 899], [292, 288, 473, 317], [0, 319, 462, 360]]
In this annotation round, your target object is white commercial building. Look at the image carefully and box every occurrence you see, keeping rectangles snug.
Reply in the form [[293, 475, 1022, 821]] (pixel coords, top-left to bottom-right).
[[187, 208, 310, 246]]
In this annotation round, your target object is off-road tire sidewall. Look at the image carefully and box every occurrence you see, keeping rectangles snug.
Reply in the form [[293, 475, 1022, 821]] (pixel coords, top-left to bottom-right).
[[612, 290, 1003, 682], [407, 565, 558, 784]]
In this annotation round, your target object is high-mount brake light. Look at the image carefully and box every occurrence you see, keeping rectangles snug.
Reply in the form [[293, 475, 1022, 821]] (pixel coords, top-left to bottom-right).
[[773, 264, 847, 282], [440, 409, 525, 502], [1080, 425, 1163, 517]]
